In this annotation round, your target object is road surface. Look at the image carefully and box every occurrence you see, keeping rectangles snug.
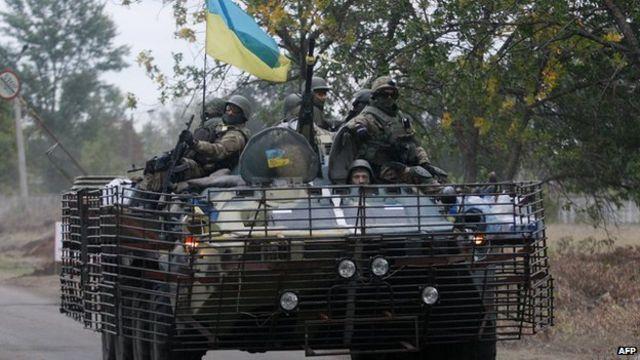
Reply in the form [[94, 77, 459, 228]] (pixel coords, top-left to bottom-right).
[[0, 284, 346, 360], [0, 284, 573, 360]]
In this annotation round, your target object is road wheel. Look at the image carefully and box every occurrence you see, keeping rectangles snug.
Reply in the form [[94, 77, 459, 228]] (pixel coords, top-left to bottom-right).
[[149, 285, 206, 360], [102, 332, 116, 360], [132, 291, 151, 360]]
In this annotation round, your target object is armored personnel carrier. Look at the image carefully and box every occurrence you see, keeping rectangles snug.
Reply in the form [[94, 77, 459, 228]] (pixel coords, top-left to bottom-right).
[[60, 123, 553, 360]]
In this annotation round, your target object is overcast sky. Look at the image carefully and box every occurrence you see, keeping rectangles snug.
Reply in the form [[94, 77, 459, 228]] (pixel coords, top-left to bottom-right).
[[103, 0, 201, 126]]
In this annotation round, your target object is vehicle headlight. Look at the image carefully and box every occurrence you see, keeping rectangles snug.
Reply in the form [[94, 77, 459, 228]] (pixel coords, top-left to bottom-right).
[[338, 259, 357, 279], [371, 257, 389, 277], [421, 286, 439, 305], [279, 291, 299, 311], [183, 235, 199, 252]]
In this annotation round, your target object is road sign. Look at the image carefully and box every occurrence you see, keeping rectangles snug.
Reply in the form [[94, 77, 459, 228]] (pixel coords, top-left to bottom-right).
[[0, 69, 21, 100]]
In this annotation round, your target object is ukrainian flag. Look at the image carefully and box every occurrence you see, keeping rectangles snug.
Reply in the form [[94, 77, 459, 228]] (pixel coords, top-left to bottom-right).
[[206, 0, 290, 82]]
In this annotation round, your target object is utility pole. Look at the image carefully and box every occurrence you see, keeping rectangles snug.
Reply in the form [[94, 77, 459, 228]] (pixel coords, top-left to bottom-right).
[[13, 98, 28, 198]]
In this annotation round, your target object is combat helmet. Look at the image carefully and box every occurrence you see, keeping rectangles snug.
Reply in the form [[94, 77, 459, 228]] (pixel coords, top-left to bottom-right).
[[204, 97, 226, 119], [283, 93, 302, 118], [371, 76, 398, 95], [352, 88, 372, 106], [302, 76, 331, 92], [226, 95, 253, 121]]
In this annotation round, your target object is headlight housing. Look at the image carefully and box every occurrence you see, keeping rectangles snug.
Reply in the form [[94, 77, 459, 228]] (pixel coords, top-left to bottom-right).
[[279, 291, 299, 311], [338, 259, 357, 279], [371, 257, 390, 277], [421, 286, 439, 305]]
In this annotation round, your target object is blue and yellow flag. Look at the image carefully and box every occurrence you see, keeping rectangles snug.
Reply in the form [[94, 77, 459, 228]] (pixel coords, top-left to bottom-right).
[[206, 0, 290, 82]]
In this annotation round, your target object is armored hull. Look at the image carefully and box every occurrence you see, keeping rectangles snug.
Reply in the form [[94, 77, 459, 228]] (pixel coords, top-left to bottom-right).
[[61, 181, 553, 359]]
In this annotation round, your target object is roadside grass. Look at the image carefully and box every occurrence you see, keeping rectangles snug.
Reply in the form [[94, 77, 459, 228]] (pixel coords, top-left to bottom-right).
[[0, 253, 40, 280], [506, 231, 640, 357]]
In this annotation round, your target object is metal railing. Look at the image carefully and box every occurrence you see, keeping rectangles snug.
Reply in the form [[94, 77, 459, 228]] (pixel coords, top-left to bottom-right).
[[60, 182, 553, 355]]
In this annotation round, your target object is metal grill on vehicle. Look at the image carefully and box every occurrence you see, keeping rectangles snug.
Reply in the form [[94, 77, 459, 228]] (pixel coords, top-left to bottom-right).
[[60, 182, 554, 355]]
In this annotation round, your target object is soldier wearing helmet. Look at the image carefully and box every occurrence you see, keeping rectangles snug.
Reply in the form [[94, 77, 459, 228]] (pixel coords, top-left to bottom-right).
[[302, 76, 334, 131], [282, 93, 302, 122], [347, 159, 373, 185], [345, 76, 434, 183], [179, 94, 253, 179], [339, 88, 372, 128]]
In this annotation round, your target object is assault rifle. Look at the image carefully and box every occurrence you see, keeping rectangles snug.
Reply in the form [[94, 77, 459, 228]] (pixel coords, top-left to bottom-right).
[[159, 114, 195, 194], [296, 36, 321, 175]]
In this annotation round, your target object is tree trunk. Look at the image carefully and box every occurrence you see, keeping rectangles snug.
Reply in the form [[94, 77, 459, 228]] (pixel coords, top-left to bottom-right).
[[602, 0, 640, 71]]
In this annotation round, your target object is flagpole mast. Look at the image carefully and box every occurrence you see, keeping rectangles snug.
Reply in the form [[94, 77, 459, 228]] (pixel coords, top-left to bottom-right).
[[202, 52, 207, 126], [201, 1, 208, 126]]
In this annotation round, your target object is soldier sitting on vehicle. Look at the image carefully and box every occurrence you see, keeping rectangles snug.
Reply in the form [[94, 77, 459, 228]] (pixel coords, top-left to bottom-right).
[[282, 93, 302, 122], [137, 95, 253, 193], [302, 76, 339, 131], [347, 159, 373, 185], [197, 97, 226, 129], [345, 76, 446, 184], [179, 94, 253, 179], [340, 88, 372, 128]]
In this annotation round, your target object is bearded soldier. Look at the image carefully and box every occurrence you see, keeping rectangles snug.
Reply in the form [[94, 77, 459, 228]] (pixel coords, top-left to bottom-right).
[[345, 76, 438, 183]]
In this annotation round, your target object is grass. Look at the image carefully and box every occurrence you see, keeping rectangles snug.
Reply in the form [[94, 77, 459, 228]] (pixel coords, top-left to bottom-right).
[[0, 253, 40, 280], [509, 226, 640, 357]]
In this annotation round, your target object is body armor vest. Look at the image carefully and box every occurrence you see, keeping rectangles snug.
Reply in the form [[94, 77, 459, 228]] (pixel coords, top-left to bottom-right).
[[358, 106, 418, 167], [191, 124, 250, 174]]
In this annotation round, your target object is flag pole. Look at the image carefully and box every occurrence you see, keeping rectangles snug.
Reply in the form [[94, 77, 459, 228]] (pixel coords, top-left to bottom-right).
[[201, 2, 208, 126]]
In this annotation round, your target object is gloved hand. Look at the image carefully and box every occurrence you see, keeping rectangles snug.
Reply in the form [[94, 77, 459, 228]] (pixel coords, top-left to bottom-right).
[[421, 162, 448, 180], [179, 130, 195, 147], [408, 165, 433, 183], [353, 123, 369, 141]]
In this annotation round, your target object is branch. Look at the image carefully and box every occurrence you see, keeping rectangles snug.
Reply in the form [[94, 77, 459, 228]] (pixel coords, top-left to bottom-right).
[[602, 0, 640, 69]]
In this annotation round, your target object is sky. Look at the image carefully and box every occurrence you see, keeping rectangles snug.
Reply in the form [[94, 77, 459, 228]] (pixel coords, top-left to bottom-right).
[[102, 0, 201, 128]]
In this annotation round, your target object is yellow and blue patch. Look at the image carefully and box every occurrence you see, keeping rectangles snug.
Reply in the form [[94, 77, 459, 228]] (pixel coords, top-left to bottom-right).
[[265, 149, 290, 168]]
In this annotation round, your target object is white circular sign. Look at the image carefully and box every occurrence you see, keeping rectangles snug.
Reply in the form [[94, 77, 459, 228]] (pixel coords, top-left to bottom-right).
[[0, 69, 21, 100]]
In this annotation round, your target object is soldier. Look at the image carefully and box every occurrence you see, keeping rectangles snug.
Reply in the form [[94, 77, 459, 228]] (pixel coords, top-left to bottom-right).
[[302, 76, 334, 131], [347, 159, 373, 185], [193, 97, 227, 143], [345, 76, 438, 183], [282, 93, 302, 122], [179, 94, 253, 179], [342, 88, 372, 125]]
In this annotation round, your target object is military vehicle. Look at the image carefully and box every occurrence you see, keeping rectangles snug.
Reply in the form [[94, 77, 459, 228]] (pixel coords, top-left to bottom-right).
[[59, 40, 552, 360]]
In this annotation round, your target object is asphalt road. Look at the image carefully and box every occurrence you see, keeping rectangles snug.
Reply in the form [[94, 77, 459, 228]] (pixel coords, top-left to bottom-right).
[[0, 284, 569, 360], [0, 285, 346, 360]]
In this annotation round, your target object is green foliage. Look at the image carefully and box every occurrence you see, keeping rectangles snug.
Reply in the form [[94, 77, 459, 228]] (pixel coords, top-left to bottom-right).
[[135, 0, 640, 208], [0, 0, 143, 193], [0, 101, 16, 194]]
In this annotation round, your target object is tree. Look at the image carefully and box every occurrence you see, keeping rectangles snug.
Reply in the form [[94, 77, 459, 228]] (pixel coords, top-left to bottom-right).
[[0, 100, 17, 193], [136, 0, 640, 207], [0, 0, 136, 192]]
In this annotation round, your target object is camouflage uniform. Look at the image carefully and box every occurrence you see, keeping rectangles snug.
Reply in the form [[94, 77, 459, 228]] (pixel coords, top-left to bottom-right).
[[186, 123, 251, 178], [139, 95, 253, 192], [345, 76, 430, 183], [185, 95, 253, 178]]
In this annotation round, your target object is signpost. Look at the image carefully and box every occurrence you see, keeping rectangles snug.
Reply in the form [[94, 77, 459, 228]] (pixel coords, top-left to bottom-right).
[[0, 68, 28, 198], [0, 69, 20, 100]]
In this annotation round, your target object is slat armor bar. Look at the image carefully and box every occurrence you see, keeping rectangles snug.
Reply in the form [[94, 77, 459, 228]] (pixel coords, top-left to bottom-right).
[[60, 182, 553, 356]]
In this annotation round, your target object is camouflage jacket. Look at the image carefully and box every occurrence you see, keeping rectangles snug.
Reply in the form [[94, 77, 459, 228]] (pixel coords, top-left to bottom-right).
[[190, 124, 251, 173], [346, 105, 429, 168]]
